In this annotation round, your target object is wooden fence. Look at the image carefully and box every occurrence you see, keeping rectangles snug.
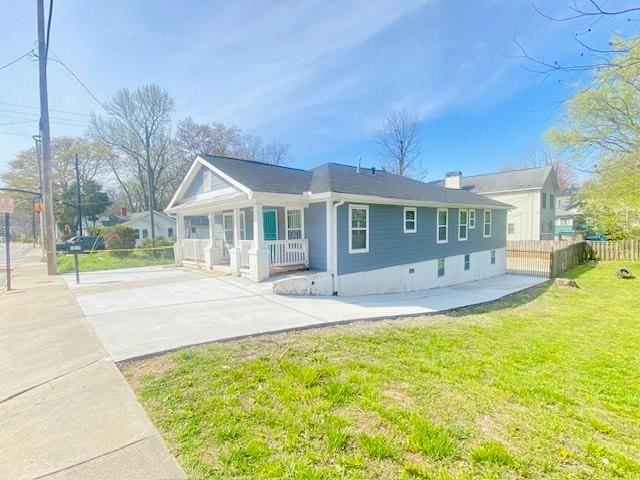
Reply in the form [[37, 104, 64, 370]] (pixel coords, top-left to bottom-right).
[[587, 240, 640, 261], [506, 240, 590, 278]]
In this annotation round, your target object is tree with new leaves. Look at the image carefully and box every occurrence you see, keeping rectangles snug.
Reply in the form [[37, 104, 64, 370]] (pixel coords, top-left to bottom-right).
[[55, 180, 111, 233], [89, 84, 175, 211], [374, 109, 422, 177], [546, 36, 640, 238]]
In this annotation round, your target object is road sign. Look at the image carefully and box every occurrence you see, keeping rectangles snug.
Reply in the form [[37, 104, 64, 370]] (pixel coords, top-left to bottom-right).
[[0, 197, 14, 214]]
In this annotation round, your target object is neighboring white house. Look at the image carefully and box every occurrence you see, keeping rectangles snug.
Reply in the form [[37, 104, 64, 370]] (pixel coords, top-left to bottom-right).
[[434, 166, 559, 240], [120, 210, 176, 246]]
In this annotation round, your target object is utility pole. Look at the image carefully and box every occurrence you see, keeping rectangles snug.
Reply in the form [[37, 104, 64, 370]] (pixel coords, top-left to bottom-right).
[[74, 154, 83, 237], [37, 0, 57, 274]]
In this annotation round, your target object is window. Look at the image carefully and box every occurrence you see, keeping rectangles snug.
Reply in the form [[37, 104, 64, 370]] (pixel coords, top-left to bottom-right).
[[458, 209, 468, 241], [464, 254, 470, 271], [437, 258, 445, 277], [437, 208, 448, 243], [508, 223, 515, 234], [286, 208, 303, 240], [168, 227, 174, 238], [491, 249, 496, 265], [349, 205, 369, 253], [404, 207, 417, 233], [550, 194, 555, 208], [239, 211, 246, 240], [191, 226, 197, 234], [142, 229, 148, 239], [203, 170, 212, 193], [541, 193, 547, 209], [483, 210, 492, 238], [469, 210, 476, 229], [133, 229, 140, 239]]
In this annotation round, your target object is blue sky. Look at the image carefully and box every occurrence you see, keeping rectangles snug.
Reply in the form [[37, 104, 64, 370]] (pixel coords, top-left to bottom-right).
[[0, 1, 632, 180]]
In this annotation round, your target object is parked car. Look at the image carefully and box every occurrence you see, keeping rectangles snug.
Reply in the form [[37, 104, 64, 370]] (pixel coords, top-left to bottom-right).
[[56, 236, 105, 252]]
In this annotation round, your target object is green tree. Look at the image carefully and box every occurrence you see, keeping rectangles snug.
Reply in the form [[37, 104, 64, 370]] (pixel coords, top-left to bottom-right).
[[81, 180, 111, 229], [546, 36, 640, 170]]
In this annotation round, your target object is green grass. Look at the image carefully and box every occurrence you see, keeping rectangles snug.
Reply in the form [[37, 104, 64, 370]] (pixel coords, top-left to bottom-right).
[[56, 248, 174, 273], [124, 261, 640, 479]]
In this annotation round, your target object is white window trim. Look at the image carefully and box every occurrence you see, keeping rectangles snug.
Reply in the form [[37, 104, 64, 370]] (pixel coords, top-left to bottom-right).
[[285, 207, 305, 240], [349, 204, 369, 254], [483, 209, 492, 238], [458, 209, 468, 241], [437, 208, 448, 244], [403, 207, 417, 234], [469, 209, 475, 229]]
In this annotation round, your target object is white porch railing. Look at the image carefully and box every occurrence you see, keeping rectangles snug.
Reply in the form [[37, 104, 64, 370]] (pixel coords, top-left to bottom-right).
[[238, 240, 252, 269], [266, 239, 308, 267], [181, 239, 209, 263]]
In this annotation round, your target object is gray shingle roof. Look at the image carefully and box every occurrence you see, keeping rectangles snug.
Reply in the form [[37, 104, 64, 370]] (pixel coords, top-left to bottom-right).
[[310, 163, 508, 207], [199, 155, 508, 208], [432, 166, 555, 193], [201, 155, 312, 194]]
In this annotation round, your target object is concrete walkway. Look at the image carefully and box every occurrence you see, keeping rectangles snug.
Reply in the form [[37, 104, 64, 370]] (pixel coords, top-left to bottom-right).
[[64, 266, 546, 362], [0, 249, 184, 479]]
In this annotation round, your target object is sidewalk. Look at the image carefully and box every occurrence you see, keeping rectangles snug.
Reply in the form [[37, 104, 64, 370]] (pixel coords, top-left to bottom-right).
[[0, 248, 184, 479]]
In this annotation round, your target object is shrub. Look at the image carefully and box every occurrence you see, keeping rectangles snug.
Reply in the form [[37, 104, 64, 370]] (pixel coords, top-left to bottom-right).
[[104, 225, 136, 257], [471, 441, 515, 466], [139, 236, 175, 258]]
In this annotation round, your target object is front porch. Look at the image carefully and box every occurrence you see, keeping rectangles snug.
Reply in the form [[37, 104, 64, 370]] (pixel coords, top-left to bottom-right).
[[173, 204, 309, 281]]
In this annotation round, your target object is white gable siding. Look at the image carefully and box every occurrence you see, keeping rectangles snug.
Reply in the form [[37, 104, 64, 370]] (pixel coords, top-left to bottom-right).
[[483, 191, 540, 240]]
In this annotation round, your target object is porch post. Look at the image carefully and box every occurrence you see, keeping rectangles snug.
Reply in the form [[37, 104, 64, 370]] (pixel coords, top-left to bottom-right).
[[204, 211, 220, 268], [249, 203, 269, 281], [229, 208, 241, 276], [174, 214, 184, 265]]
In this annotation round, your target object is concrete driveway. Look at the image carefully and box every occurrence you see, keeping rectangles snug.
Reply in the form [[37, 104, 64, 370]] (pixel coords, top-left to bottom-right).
[[64, 266, 546, 361]]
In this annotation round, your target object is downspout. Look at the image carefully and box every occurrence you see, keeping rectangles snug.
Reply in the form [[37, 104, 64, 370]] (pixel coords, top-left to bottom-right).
[[332, 197, 345, 295]]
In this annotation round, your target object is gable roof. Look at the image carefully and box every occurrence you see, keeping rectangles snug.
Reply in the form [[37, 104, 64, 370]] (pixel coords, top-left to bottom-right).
[[171, 155, 509, 209], [201, 155, 312, 194], [432, 166, 556, 194]]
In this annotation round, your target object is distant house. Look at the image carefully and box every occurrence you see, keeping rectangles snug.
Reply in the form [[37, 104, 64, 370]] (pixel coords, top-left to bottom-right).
[[434, 166, 559, 240], [165, 155, 510, 296], [555, 188, 582, 234], [120, 210, 176, 246]]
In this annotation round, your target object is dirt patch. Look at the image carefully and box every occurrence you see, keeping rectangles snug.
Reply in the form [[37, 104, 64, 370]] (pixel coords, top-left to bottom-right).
[[121, 355, 178, 391]]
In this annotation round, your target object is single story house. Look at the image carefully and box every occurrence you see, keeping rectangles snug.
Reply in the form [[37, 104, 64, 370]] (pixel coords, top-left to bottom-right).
[[120, 210, 176, 246], [433, 166, 558, 240], [166, 155, 510, 296]]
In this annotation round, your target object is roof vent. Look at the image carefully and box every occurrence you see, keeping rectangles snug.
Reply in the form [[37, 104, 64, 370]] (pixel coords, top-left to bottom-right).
[[371, 167, 376, 175], [356, 156, 362, 173], [445, 171, 462, 189]]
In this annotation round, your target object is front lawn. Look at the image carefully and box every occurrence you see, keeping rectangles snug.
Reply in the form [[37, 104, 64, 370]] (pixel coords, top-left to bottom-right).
[[57, 248, 174, 273], [124, 262, 640, 479]]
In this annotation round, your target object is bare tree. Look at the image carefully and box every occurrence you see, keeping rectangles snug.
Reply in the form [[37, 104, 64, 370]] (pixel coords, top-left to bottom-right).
[[501, 145, 577, 189], [516, 1, 640, 77], [375, 109, 422, 177], [174, 117, 290, 169], [89, 84, 175, 211]]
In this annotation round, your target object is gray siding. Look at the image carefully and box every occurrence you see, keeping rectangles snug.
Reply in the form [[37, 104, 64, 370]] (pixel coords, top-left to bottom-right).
[[182, 168, 234, 201], [337, 203, 506, 275], [305, 201, 327, 270]]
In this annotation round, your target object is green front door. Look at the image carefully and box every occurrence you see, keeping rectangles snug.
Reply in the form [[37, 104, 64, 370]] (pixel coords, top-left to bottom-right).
[[263, 210, 277, 241]]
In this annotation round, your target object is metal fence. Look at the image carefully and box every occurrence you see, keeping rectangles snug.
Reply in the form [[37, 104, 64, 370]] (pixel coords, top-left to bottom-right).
[[506, 240, 590, 278]]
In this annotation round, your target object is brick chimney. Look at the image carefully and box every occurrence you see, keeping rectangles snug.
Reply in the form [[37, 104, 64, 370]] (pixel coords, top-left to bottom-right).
[[445, 171, 462, 189]]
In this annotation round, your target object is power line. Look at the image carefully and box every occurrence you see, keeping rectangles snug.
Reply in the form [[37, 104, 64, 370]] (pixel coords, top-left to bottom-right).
[[0, 102, 91, 118], [47, 55, 107, 110], [0, 49, 35, 71]]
